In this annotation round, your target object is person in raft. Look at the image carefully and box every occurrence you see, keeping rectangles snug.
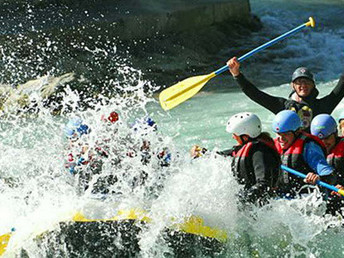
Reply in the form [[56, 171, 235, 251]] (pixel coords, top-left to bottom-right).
[[337, 111, 344, 137], [191, 112, 280, 205], [310, 114, 344, 215], [227, 57, 344, 131], [272, 110, 336, 198], [64, 117, 92, 176]]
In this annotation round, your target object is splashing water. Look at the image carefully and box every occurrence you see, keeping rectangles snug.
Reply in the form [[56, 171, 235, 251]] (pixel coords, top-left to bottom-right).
[[1, 0, 344, 257]]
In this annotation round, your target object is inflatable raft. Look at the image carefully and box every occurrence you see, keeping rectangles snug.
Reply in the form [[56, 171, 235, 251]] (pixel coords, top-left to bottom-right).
[[1, 209, 227, 257]]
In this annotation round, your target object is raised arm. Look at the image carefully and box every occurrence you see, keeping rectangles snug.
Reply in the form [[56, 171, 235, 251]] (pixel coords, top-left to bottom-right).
[[227, 57, 287, 114], [320, 73, 344, 112]]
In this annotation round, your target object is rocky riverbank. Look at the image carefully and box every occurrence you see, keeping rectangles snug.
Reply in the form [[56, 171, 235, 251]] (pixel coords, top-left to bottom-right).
[[0, 0, 261, 111]]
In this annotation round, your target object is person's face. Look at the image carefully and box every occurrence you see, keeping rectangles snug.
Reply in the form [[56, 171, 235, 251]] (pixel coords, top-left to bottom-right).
[[232, 134, 243, 145], [141, 140, 150, 151], [339, 120, 344, 136], [276, 131, 296, 150], [321, 134, 337, 153], [292, 78, 315, 97], [69, 132, 80, 143]]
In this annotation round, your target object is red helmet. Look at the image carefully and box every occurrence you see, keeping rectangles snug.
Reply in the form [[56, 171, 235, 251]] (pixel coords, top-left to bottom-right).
[[101, 111, 119, 123]]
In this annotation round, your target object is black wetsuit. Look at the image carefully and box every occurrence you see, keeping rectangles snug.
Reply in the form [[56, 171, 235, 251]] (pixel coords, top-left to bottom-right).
[[233, 73, 344, 130], [218, 140, 280, 205]]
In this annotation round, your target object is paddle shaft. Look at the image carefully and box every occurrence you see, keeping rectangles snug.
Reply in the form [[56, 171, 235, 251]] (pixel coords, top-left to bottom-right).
[[281, 165, 344, 196], [159, 17, 314, 111], [214, 22, 311, 75]]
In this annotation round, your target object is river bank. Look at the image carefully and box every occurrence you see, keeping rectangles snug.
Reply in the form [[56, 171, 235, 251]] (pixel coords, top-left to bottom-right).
[[0, 0, 261, 97]]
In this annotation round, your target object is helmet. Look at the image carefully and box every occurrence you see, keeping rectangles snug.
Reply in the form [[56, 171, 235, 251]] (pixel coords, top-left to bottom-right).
[[101, 111, 119, 123], [311, 114, 337, 139], [145, 117, 156, 128], [272, 110, 302, 133], [76, 124, 90, 136], [338, 110, 344, 122], [64, 117, 90, 138], [292, 67, 315, 83], [108, 111, 119, 123], [226, 112, 261, 138], [132, 117, 157, 134]]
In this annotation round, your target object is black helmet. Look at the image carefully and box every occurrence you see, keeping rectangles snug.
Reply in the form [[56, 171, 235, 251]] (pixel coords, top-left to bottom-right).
[[292, 67, 315, 83]]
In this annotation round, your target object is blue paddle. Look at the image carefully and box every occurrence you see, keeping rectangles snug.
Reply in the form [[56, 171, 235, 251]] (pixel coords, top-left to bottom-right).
[[281, 165, 344, 196], [159, 17, 316, 110]]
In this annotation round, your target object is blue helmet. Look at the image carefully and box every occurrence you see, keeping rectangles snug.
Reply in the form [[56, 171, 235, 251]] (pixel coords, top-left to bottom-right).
[[64, 117, 90, 138], [311, 114, 337, 139], [145, 117, 156, 128], [272, 110, 302, 133], [132, 117, 157, 133]]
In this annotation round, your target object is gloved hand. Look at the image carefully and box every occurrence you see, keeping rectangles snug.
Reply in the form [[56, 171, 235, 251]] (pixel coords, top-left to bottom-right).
[[190, 145, 207, 158]]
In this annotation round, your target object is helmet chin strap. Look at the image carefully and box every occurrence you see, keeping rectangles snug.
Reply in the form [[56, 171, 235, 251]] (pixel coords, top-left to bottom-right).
[[291, 130, 300, 140], [239, 135, 244, 144], [292, 85, 304, 100], [240, 135, 251, 144]]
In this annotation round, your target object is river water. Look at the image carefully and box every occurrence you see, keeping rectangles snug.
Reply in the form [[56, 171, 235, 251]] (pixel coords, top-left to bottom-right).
[[1, 0, 344, 257]]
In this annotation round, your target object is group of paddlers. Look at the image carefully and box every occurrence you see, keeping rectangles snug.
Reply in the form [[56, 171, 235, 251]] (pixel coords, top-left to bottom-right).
[[191, 57, 344, 214], [64, 112, 171, 196], [63, 58, 344, 214]]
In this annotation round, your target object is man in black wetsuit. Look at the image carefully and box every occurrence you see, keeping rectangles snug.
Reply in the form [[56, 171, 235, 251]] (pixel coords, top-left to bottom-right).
[[227, 57, 344, 131], [191, 112, 280, 205]]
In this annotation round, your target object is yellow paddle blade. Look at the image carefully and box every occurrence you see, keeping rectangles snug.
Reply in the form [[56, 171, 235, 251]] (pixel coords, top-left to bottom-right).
[[159, 72, 216, 110], [0, 232, 12, 255]]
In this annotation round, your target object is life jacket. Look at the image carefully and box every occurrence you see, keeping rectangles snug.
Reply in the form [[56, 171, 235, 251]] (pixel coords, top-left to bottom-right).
[[231, 137, 279, 188], [327, 137, 344, 183], [274, 132, 326, 190], [284, 99, 313, 130]]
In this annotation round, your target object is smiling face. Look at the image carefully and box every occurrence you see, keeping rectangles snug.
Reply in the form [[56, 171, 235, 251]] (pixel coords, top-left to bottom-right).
[[321, 133, 337, 153], [276, 131, 296, 150], [292, 78, 315, 97]]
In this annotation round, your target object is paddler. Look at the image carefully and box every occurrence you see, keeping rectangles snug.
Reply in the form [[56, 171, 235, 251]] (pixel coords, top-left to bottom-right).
[[310, 114, 344, 215], [272, 110, 336, 197], [64, 116, 92, 176], [227, 57, 344, 131], [191, 112, 280, 205], [337, 111, 344, 136]]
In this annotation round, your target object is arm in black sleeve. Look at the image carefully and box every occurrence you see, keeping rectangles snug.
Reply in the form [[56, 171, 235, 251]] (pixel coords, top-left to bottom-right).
[[319, 74, 344, 112], [244, 149, 272, 202], [234, 73, 287, 114], [216, 147, 237, 157], [251, 150, 269, 188]]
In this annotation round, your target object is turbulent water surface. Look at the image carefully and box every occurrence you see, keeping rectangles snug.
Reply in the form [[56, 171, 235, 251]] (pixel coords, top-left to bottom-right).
[[1, 0, 344, 257]]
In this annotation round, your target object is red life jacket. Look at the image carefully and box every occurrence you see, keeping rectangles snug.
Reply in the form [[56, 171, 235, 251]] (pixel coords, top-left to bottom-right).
[[231, 137, 279, 187], [274, 132, 325, 173], [233, 137, 277, 157], [327, 137, 344, 173], [274, 132, 326, 189]]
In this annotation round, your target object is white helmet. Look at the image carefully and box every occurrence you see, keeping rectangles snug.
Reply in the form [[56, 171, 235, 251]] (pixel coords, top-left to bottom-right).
[[226, 112, 262, 138]]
